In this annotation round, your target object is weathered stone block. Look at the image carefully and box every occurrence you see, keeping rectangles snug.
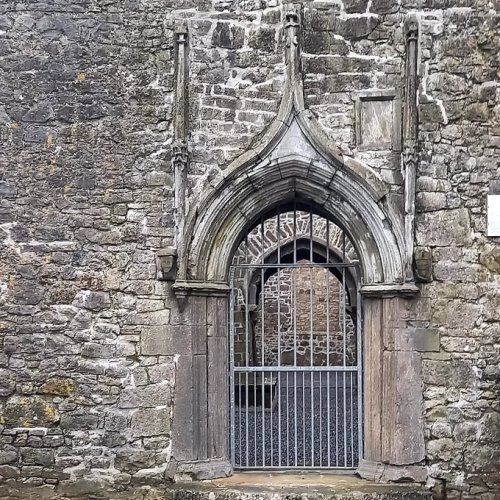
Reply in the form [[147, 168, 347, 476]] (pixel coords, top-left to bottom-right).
[[73, 290, 111, 311], [479, 244, 500, 272], [119, 383, 171, 409], [479, 413, 500, 443], [81, 342, 115, 358], [60, 413, 98, 430], [464, 444, 500, 473], [140, 325, 190, 356], [131, 408, 171, 437], [4, 397, 59, 427], [248, 27, 276, 52], [102, 432, 127, 448], [128, 309, 171, 326], [148, 363, 175, 384], [212, 22, 244, 49], [20, 448, 54, 467], [0, 445, 18, 465], [0, 181, 17, 198], [115, 449, 156, 472], [416, 209, 472, 247], [104, 410, 129, 431], [370, 0, 398, 13], [395, 328, 440, 352], [39, 377, 75, 396], [344, 0, 368, 13], [0, 465, 20, 478], [0, 369, 16, 396]]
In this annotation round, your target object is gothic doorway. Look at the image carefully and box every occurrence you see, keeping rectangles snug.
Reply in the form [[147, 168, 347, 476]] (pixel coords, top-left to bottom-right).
[[228, 204, 363, 470]]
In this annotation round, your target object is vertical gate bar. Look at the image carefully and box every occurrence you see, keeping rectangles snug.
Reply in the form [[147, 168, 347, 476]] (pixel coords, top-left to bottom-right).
[[260, 218, 266, 467], [350, 370, 354, 467], [293, 204, 298, 467], [357, 286, 363, 466], [319, 369, 322, 466], [302, 370, 306, 467], [309, 208, 314, 466], [335, 371, 339, 466], [277, 209, 282, 467], [286, 371, 290, 466], [238, 371, 242, 466], [326, 219, 331, 467], [261, 264, 265, 467], [229, 269, 236, 466], [342, 265, 347, 467], [244, 250, 250, 466], [254, 371, 257, 466]]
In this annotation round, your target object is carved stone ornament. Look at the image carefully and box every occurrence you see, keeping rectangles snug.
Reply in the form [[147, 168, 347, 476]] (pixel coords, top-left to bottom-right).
[[403, 140, 418, 170], [284, 9, 299, 49], [172, 140, 188, 169], [157, 247, 178, 281], [413, 246, 433, 283], [406, 20, 419, 43]]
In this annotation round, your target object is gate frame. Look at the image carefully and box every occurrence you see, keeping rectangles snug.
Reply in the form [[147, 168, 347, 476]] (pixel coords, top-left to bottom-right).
[[228, 258, 364, 471]]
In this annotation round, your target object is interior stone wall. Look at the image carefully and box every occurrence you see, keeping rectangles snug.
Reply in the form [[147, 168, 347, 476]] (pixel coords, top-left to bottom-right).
[[253, 265, 357, 367], [0, 0, 498, 498]]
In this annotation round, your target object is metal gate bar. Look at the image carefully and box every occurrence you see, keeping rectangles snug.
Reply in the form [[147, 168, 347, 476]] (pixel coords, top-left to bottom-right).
[[229, 207, 363, 470]]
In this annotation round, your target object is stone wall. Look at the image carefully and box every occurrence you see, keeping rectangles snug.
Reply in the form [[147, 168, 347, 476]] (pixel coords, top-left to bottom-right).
[[0, 0, 499, 498]]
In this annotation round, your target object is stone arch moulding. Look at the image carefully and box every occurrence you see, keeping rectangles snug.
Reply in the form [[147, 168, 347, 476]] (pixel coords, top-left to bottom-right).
[[165, 3, 425, 484]]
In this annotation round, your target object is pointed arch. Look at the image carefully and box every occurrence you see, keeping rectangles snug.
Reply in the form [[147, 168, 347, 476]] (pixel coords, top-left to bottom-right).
[[176, 154, 406, 290]]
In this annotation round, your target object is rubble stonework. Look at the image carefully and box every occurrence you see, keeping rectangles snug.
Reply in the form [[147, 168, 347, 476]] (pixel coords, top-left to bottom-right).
[[0, 1, 498, 499]]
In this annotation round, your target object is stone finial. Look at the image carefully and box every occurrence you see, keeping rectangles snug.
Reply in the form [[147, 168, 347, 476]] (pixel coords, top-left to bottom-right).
[[405, 18, 419, 44], [284, 3, 301, 85]]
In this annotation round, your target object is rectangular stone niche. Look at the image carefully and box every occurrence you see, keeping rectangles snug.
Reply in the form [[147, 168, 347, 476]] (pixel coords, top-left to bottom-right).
[[355, 89, 401, 152], [487, 194, 500, 237]]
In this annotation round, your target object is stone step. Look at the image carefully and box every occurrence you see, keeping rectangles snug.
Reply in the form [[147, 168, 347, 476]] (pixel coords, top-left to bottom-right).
[[166, 474, 433, 500], [0, 474, 433, 500]]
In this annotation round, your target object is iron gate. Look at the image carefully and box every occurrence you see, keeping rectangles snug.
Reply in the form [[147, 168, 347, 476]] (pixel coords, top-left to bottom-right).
[[229, 209, 363, 470]]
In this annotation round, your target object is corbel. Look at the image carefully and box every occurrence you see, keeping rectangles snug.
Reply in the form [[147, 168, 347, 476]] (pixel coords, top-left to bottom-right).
[[402, 16, 419, 281], [413, 246, 432, 283], [157, 247, 178, 281]]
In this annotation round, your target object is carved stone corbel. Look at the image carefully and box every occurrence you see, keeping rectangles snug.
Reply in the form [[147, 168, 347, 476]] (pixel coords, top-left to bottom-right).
[[413, 246, 432, 283], [157, 247, 178, 281]]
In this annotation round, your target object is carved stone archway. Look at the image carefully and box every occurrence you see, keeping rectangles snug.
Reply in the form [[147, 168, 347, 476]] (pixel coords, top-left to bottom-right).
[[164, 4, 426, 483]]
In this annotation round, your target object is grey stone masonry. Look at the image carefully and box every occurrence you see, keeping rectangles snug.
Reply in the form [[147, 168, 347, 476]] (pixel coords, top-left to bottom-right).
[[0, 0, 499, 499]]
